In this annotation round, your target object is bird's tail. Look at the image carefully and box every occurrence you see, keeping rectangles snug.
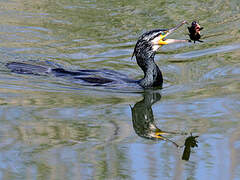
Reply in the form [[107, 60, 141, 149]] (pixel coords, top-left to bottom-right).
[[6, 62, 51, 75]]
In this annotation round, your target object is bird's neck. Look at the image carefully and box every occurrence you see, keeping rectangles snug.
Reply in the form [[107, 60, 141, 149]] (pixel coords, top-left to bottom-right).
[[137, 55, 163, 88]]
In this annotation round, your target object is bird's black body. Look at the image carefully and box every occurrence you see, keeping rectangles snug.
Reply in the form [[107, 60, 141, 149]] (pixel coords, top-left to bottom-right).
[[188, 21, 204, 43], [6, 62, 134, 86], [132, 29, 168, 88], [6, 21, 188, 89]]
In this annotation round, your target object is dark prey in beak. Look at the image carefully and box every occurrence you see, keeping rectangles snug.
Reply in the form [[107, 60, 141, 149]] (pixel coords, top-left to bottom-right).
[[188, 21, 204, 43]]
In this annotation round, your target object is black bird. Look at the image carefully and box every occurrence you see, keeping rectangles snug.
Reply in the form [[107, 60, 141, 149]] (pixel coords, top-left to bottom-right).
[[6, 21, 188, 89], [132, 20, 188, 88]]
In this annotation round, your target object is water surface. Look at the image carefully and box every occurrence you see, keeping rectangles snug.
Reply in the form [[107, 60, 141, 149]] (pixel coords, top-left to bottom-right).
[[0, 0, 240, 179]]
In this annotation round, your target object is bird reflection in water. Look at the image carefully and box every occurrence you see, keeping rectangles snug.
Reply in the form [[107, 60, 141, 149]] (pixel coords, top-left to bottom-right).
[[130, 90, 198, 160]]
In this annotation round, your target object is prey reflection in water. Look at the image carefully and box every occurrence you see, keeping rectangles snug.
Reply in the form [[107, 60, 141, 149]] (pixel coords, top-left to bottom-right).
[[6, 21, 189, 89]]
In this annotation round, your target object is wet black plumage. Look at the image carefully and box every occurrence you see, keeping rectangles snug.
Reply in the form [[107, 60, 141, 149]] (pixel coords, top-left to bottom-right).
[[6, 29, 165, 88], [131, 29, 166, 87], [6, 22, 188, 89]]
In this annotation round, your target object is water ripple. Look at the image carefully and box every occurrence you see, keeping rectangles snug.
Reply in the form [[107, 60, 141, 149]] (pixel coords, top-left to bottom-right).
[[174, 43, 240, 59]]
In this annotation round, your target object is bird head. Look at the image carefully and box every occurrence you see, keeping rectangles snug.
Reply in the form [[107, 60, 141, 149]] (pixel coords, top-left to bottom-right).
[[132, 21, 188, 60]]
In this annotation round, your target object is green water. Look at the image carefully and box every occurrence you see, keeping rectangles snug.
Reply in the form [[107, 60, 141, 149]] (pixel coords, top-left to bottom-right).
[[0, 0, 240, 179]]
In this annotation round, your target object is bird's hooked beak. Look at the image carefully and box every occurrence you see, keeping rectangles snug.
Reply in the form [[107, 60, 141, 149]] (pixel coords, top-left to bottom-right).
[[152, 21, 188, 48]]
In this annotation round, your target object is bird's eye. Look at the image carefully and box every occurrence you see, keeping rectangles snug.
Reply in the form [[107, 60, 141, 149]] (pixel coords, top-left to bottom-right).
[[161, 31, 168, 36]]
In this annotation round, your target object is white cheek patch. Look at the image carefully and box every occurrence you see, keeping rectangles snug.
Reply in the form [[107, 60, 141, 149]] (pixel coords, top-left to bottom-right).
[[152, 44, 160, 51], [151, 36, 162, 45], [151, 35, 165, 51]]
